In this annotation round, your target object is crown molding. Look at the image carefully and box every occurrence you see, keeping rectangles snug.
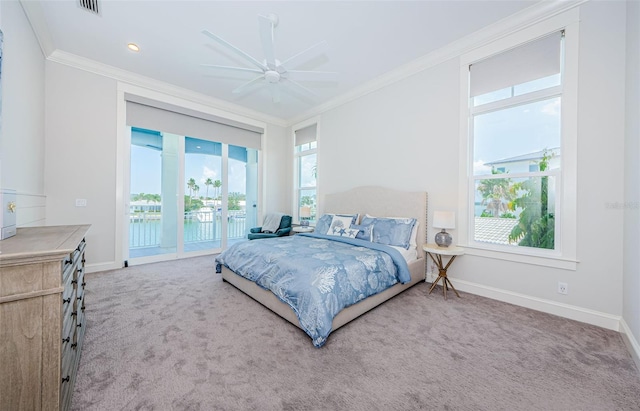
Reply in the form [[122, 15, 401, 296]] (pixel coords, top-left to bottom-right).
[[20, 0, 286, 126], [21, 0, 587, 128], [286, 0, 587, 126], [19, 0, 55, 57], [48, 50, 288, 127]]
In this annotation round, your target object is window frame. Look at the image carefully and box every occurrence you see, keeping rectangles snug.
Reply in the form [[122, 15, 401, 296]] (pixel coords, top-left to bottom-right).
[[457, 12, 579, 270], [293, 117, 320, 224]]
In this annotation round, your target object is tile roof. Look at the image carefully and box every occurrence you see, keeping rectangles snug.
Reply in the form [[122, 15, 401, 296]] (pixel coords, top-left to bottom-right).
[[474, 216, 519, 245]]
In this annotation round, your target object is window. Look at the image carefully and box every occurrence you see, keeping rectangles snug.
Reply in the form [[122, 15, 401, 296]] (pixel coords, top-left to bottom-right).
[[470, 32, 562, 251], [294, 123, 317, 224], [459, 18, 578, 267]]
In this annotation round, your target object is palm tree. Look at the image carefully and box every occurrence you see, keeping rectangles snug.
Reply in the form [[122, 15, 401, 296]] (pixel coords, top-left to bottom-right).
[[187, 178, 196, 207], [477, 168, 515, 217], [194, 184, 200, 201], [213, 180, 222, 205], [204, 178, 213, 202]]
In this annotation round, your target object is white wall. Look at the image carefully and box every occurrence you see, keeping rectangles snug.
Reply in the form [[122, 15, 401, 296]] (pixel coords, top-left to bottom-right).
[[44, 62, 117, 270], [0, 0, 46, 226], [623, 0, 640, 363], [317, 1, 628, 326], [43, 61, 288, 271], [263, 123, 291, 216]]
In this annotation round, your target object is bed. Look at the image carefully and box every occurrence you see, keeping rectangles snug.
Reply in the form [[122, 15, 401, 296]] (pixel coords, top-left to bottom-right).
[[216, 186, 427, 347]]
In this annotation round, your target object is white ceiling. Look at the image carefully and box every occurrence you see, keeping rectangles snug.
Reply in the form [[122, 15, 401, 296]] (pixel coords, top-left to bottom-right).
[[24, 0, 538, 122]]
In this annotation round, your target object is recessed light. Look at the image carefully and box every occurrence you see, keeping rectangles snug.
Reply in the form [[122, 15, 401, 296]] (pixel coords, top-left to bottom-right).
[[127, 43, 140, 52]]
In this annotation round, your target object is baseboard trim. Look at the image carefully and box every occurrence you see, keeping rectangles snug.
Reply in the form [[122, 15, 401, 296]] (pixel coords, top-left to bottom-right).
[[86, 261, 122, 274], [426, 273, 621, 331], [620, 319, 640, 371]]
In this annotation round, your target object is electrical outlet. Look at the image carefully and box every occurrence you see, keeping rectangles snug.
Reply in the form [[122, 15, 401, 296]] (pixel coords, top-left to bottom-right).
[[558, 282, 568, 295], [75, 199, 87, 207]]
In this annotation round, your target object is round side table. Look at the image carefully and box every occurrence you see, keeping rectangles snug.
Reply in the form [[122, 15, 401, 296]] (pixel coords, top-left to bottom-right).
[[423, 243, 465, 300], [292, 226, 315, 234]]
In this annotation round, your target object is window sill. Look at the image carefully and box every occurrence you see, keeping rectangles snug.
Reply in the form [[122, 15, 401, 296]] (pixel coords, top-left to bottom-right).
[[458, 244, 578, 271]]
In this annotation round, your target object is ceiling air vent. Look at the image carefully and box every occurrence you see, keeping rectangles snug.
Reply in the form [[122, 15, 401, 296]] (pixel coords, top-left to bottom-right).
[[78, 0, 100, 15]]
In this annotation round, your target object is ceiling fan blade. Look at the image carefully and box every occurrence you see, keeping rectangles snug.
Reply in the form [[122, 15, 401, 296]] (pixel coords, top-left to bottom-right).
[[279, 41, 329, 70], [284, 70, 339, 82], [269, 83, 281, 103], [200, 64, 263, 74], [232, 75, 266, 95], [258, 14, 277, 70], [282, 78, 318, 99], [202, 29, 268, 72]]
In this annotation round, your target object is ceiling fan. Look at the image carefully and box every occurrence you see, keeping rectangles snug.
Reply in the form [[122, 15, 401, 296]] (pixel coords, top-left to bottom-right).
[[201, 13, 338, 103]]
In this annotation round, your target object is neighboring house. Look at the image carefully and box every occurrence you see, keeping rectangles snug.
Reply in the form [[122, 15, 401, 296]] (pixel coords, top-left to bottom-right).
[[130, 200, 161, 213], [484, 147, 560, 174]]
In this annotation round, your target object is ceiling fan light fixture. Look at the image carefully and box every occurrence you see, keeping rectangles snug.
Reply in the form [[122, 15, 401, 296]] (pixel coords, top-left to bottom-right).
[[265, 71, 280, 83], [202, 13, 337, 104]]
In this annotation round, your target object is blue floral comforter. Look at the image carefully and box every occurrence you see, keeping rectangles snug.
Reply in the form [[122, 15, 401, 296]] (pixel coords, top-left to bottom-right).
[[215, 233, 411, 347]]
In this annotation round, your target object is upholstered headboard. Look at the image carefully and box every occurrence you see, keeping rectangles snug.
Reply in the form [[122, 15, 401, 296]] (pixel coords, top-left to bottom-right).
[[322, 186, 428, 260]]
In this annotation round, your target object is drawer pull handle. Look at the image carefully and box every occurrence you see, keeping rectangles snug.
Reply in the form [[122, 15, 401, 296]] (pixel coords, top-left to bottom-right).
[[62, 337, 70, 343], [62, 376, 70, 383], [71, 311, 77, 317], [77, 323, 82, 328], [81, 306, 86, 312], [71, 280, 77, 285], [82, 282, 86, 287], [64, 259, 72, 266], [77, 295, 83, 300], [62, 298, 71, 304], [71, 343, 78, 349]]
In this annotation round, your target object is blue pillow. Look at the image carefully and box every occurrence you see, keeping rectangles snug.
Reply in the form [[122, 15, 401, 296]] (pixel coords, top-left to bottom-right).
[[362, 216, 417, 249], [350, 223, 373, 241], [314, 214, 333, 234], [314, 214, 358, 234]]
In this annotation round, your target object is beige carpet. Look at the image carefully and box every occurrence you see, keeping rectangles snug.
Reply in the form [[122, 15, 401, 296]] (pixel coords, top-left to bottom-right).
[[72, 255, 640, 410]]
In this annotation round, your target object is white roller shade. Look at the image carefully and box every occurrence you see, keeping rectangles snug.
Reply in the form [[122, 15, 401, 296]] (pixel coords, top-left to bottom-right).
[[470, 31, 562, 97], [294, 124, 317, 147], [125, 95, 263, 150]]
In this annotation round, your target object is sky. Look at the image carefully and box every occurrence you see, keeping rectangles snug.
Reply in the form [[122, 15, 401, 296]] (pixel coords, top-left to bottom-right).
[[130, 145, 249, 197], [473, 96, 560, 176]]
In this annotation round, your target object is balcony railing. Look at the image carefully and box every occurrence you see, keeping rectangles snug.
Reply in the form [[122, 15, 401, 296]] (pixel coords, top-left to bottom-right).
[[129, 209, 247, 249]]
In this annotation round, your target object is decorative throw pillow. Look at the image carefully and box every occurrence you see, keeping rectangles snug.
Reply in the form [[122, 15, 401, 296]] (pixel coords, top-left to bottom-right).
[[350, 223, 373, 241], [326, 215, 354, 235], [328, 226, 360, 238], [314, 213, 359, 234]]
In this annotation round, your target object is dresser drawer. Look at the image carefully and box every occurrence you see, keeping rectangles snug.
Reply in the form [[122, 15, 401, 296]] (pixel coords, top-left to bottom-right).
[[62, 256, 74, 284], [60, 340, 76, 411]]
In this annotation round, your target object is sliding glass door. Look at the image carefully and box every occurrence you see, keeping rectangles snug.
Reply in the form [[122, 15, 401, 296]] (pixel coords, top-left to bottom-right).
[[228, 144, 259, 246], [129, 129, 178, 259], [184, 137, 223, 252], [127, 128, 259, 263]]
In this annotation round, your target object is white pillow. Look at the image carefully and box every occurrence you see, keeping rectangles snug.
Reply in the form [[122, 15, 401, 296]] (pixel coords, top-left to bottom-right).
[[328, 226, 360, 238], [326, 215, 354, 235]]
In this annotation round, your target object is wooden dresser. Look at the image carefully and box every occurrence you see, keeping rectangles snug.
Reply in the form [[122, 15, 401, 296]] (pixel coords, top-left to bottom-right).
[[0, 225, 90, 411]]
